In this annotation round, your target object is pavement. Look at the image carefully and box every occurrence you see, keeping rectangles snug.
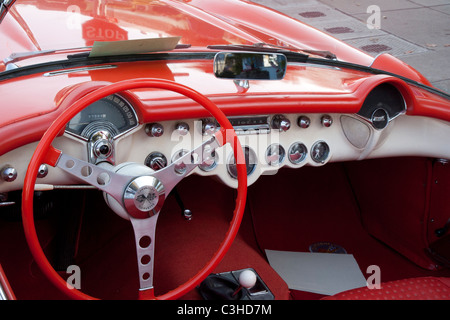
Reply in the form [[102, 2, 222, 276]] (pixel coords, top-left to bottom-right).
[[251, 0, 450, 93]]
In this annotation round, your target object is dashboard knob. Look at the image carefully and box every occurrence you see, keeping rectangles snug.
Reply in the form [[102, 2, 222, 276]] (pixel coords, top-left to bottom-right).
[[93, 140, 113, 158], [145, 152, 168, 171], [321, 115, 333, 127], [272, 115, 290, 132], [175, 122, 190, 136], [37, 164, 48, 178], [1, 166, 17, 182], [89, 130, 114, 163], [145, 123, 164, 137], [297, 116, 311, 129], [202, 120, 217, 135]]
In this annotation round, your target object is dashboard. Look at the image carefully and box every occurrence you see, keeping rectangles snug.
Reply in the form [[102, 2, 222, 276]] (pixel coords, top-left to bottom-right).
[[58, 84, 406, 188], [0, 84, 449, 192]]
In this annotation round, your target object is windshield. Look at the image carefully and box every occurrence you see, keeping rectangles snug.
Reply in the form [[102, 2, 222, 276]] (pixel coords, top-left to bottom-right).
[[0, 0, 256, 70]]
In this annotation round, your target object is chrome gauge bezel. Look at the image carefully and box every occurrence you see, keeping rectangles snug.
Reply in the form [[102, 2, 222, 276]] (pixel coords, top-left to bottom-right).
[[311, 141, 330, 164], [265, 143, 285, 166], [288, 142, 308, 164], [227, 146, 257, 179], [65, 94, 139, 141]]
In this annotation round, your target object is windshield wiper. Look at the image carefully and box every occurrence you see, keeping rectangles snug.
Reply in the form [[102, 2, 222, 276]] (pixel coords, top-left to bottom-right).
[[4, 47, 92, 66], [254, 42, 337, 60], [4, 41, 192, 68]]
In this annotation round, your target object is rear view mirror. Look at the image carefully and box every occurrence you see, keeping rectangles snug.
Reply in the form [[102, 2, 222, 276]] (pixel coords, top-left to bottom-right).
[[214, 52, 287, 80]]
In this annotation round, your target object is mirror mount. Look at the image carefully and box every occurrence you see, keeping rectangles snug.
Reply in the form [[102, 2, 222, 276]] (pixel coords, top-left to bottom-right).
[[233, 79, 250, 94]]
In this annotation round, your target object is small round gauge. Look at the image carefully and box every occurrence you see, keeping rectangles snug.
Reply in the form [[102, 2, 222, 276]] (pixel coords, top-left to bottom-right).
[[265, 144, 285, 166], [199, 148, 218, 172], [66, 94, 138, 139], [288, 142, 307, 164], [171, 149, 189, 175], [227, 146, 257, 179], [311, 141, 330, 164]]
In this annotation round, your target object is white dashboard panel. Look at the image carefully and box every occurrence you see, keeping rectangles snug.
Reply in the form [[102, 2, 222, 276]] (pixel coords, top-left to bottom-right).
[[0, 113, 449, 192]]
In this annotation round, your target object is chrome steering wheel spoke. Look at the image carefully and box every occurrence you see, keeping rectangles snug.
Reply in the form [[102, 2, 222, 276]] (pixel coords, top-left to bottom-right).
[[130, 214, 159, 292], [152, 135, 220, 195], [54, 152, 135, 206], [52, 134, 222, 296]]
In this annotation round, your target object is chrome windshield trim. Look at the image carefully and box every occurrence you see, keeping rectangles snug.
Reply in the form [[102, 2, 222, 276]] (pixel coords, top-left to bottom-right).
[[43, 65, 117, 77], [0, 0, 15, 23]]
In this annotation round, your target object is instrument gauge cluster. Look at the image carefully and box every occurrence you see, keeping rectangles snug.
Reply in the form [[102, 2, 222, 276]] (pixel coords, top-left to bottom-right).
[[198, 114, 335, 182], [66, 94, 139, 140]]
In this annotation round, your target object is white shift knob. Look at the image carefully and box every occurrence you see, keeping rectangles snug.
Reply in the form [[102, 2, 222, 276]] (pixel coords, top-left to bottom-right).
[[239, 270, 257, 289]]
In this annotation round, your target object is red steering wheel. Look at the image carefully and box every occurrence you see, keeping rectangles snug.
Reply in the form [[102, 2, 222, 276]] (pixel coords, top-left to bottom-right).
[[22, 79, 247, 300]]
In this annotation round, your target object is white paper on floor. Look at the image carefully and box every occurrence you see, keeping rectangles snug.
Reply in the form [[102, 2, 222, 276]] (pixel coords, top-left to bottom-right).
[[265, 249, 367, 296]]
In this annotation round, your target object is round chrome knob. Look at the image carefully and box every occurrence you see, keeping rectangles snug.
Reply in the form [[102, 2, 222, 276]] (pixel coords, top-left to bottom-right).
[[93, 140, 113, 158], [202, 121, 217, 135], [145, 123, 164, 137], [321, 115, 333, 127], [88, 130, 115, 164], [145, 152, 168, 171], [272, 115, 290, 132], [175, 122, 190, 136], [297, 116, 311, 129], [37, 164, 48, 178], [1, 166, 17, 182]]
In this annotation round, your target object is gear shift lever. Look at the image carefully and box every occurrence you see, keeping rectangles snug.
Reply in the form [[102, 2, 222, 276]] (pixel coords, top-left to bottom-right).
[[198, 268, 273, 300], [233, 269, 257, 297]]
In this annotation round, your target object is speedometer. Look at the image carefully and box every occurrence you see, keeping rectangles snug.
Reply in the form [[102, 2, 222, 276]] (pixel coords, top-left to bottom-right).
[[66, 94, 138, 139]]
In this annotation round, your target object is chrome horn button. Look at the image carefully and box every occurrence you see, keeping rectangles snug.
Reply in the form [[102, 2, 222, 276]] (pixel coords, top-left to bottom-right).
[[124, 176, 165, 219]]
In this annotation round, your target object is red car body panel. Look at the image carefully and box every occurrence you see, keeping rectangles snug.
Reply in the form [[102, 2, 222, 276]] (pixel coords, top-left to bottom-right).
[[0, 0, 449, 301]]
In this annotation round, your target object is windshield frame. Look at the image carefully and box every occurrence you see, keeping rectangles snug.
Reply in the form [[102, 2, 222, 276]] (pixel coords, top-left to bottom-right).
[[0, 47, 449, 102]]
